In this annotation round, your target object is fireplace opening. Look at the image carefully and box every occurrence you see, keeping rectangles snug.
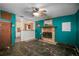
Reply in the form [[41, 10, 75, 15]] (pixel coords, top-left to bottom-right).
[[42, 32, 52, 38]]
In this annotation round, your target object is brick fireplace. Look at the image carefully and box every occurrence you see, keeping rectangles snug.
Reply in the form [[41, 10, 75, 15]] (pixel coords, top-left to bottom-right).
[[39, 26, 55, 44]]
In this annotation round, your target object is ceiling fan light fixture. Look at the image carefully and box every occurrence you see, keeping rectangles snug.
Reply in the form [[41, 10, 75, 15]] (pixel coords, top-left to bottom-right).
[[33, 12, 40, 17]]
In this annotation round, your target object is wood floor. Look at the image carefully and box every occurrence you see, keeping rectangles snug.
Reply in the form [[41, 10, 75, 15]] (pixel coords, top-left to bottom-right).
[[0, 40, 76, 56]]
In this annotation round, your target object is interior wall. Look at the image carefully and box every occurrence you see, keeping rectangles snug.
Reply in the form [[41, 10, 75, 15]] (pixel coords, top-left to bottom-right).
[[11, 14, 16, 46], [16, 17, 23, 39], [77, 10, 79, 47], [16, 22, 21, 38], [35, 20, 44, 39], [76, 10, 79, 47], [16, 18, 35, 42], [35, 11, 78, 46], [21, 31, 35, 41], [53, 15, 76, 46]]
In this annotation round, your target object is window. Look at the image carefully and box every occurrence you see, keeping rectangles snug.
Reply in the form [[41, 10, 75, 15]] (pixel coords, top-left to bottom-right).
[[62, 22, 71, 32]]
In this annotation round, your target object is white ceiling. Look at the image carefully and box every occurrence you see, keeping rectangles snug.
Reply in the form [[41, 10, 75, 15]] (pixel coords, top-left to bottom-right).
[[0, 3, 79, 21]]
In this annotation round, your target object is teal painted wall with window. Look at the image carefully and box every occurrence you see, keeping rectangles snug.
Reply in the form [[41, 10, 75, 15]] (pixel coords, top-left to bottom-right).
[[53, 15, 76, 46], [35, 11, 78, 47], [0, 10, 16, 46]]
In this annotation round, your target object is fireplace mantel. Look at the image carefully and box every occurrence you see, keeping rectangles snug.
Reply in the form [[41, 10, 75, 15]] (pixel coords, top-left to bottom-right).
[[42, 25, 55, 28], [42, 26, 54, 33]]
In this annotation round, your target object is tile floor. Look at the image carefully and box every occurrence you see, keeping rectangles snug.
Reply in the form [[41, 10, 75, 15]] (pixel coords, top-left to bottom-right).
[[0, 40, 77, 56]]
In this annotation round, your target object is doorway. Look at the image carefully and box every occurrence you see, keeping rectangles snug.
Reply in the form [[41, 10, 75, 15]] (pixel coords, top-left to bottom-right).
[[0, 22, 11, 49]]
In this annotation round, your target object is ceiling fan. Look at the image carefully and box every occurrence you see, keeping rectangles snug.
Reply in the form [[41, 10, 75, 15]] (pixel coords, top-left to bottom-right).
[[32, 6, 47, 17], [23, 4, 51, 19]]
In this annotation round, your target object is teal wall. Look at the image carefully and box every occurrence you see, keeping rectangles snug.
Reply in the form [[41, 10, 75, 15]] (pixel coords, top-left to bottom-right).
[[0, 10, 16, 46], [75, 10, 79, 47], [11, 14, 16, 46], [53, 15, 76, 46], [35, 11, 78, 47], [35, 20, 44, 39], [78, 11, 79, 47]]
